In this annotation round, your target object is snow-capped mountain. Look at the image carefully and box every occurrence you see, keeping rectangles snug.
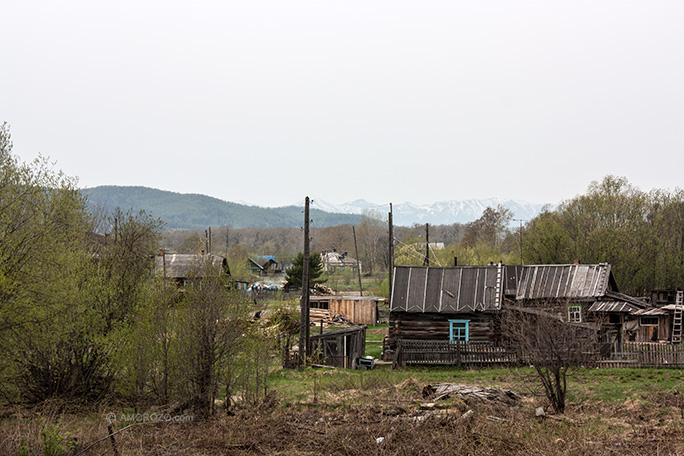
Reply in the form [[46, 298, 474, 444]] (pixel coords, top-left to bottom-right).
[[310, 197, 549, 226]]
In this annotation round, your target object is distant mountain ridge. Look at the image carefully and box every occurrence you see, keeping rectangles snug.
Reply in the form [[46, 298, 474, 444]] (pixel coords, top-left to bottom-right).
[[83, 186, 362, 230], [83, 186, 548, 231], [310, 197, 547, 226]]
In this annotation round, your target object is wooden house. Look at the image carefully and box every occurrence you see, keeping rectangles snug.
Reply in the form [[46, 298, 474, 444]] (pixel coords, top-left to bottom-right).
[[388, 263, 651, 364], [387, 264, 505, 357], [321, 250, 361, 274], [309, 295, 383, 326], [154, 252, 231, 288], [248, 256, 281, 275], [515, 263, 646, 348]]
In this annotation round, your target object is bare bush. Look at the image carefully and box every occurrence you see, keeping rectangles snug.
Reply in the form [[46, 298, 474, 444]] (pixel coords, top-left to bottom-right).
[[502, 304, 598, 413]]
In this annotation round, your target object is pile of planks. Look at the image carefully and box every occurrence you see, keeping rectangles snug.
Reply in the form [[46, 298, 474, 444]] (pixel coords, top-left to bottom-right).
[[310, 308, 333, 325], [309, 309, 353, 327]]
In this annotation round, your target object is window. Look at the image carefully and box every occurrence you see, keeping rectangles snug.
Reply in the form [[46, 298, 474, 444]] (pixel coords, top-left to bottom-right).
[[567, 305, 582, 323], [449, 320, 470, 343], [640, 317, 659, 326]]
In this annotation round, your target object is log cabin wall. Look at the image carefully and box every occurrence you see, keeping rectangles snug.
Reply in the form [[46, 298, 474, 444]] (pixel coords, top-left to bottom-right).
[[388, 311, 498, 350]]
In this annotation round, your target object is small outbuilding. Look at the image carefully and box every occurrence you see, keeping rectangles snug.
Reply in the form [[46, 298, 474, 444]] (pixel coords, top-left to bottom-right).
[[309, 326, 367, 368], [309, 295, 384, 326]]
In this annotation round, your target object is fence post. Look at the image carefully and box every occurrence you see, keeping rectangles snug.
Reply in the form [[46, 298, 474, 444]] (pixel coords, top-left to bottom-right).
[[393, 339, 402, 369], [456, 340, 462, 368]]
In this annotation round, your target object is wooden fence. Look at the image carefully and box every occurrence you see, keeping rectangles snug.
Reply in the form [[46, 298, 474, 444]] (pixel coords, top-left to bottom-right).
[[395, 340, 517, 367], [394, 340, 684, 369], [598, 342, 684, 368]]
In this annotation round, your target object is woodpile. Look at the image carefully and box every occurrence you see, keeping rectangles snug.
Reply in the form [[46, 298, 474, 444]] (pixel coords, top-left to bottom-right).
[[309, 309, 354, 327], [422, 383, 521, 406], [312, 283, 334, 295]]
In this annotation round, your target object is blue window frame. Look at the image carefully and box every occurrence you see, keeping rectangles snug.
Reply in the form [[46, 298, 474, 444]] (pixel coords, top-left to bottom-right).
[[449, 319, 470, 343]]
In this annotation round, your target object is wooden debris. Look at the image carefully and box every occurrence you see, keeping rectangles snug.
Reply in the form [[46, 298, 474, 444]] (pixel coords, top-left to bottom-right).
[[423, 383, 521, 406]]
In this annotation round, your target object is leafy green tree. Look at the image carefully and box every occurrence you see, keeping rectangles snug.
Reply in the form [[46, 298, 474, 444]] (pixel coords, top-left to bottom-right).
[[461, 205, 513, 248], [522, 175, 684, 296], [0, 123, 119, 401], [285, 252, 324, 288]]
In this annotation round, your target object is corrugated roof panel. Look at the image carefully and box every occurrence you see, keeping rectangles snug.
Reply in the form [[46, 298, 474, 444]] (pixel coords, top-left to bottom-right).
[[390, 267, 410, 311], [407, 267, 427, 312], [424, 268, 442, 313], [441, 268, 462, 313], [461, 268, 479, 311]]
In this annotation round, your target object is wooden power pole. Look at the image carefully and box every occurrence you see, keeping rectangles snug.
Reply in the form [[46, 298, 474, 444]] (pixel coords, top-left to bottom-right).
[[299, 197, 311, 367], [388, 203, 394, 305], [352, 225, 363, 296]]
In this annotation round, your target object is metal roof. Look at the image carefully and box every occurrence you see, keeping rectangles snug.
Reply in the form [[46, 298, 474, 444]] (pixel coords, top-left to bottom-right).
[[588, 301, 641, 313], [516, 263, 615, 301], [390, 265, 504, 313], [154, 253, 228, 279]]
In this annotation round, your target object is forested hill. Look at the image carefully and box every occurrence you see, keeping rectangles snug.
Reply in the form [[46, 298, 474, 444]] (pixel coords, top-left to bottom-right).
[[83, 186, 362, 230]]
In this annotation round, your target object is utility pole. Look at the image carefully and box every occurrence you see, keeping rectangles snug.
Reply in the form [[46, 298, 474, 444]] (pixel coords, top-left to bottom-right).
[[513, 219, 526, 266], [208, 227, 212, 253], [299, 197, 311, 367], [423, 223, 430, 266], [388, 203, 394, 305], [352, 225, 363, 296]]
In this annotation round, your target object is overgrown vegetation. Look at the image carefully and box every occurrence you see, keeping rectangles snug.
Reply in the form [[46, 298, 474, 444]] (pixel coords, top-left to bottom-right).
[[6, 366, 684, 455], [0, 124, 271, 418]]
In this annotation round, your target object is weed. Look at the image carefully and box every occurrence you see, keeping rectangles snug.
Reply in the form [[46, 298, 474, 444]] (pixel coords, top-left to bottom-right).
[[40, 422, 77, 456]]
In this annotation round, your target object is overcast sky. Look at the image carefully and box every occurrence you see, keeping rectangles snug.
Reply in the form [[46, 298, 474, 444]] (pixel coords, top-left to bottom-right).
[[2, 0, 683, 208]]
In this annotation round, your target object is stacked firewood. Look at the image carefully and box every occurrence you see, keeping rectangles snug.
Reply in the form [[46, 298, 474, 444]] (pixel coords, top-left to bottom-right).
[[309, 309, 354, 327], [312, 283, 334, 295]]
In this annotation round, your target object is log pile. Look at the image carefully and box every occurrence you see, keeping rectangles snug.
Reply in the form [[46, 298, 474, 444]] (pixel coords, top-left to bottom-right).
[[312, 284, 334, 295], [309, 309, 354, 327]]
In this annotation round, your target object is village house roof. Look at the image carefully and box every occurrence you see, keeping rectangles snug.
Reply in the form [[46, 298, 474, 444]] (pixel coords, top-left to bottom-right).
[[322, 250, 359, 267], [248, 256, 278, 272], [155, 253, 229, 279], [390, 265, 504, 314], [588, 301, 641, 313], [633, 307, 669, 316], [515, 263, 617, 301]]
